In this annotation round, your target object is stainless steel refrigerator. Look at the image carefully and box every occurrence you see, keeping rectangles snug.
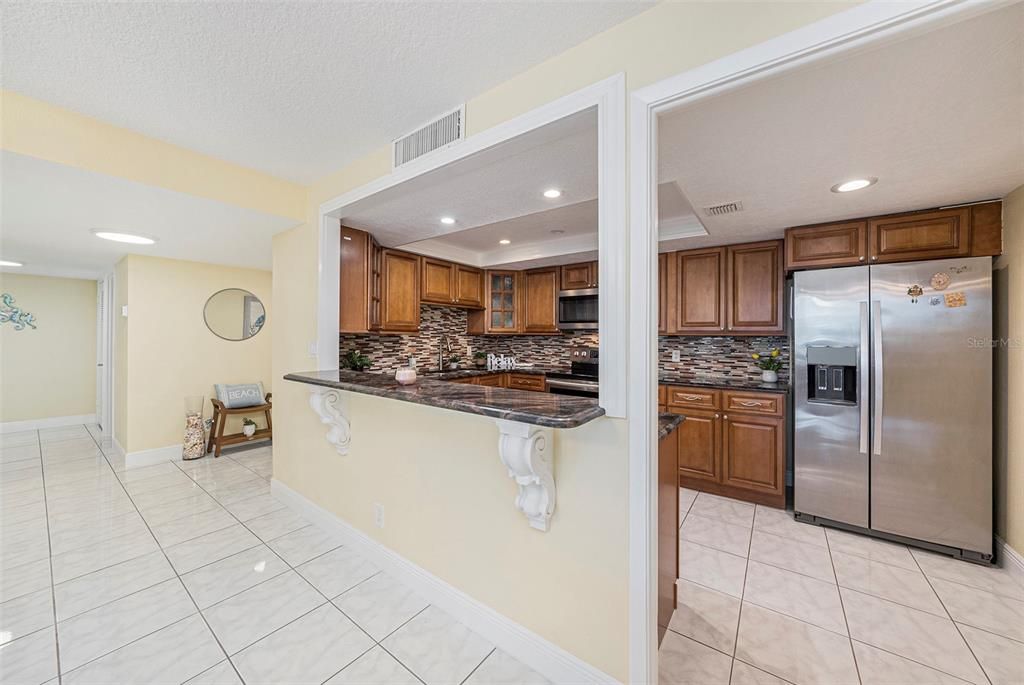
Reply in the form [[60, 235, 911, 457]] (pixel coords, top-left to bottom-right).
[[793, 256, 992, 562]]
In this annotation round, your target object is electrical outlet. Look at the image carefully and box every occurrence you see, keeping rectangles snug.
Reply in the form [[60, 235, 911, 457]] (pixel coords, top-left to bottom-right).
[[671, 350, 681, 362], [373, 503, 385, 528]]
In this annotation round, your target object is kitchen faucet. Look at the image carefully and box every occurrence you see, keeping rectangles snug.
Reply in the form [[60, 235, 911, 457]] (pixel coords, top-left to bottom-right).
[[438, 334, 453, 371]]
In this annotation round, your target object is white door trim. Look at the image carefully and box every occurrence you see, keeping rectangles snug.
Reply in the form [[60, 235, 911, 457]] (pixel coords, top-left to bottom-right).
[[315, 73, 627, 419], [627, 1, 995, 681]]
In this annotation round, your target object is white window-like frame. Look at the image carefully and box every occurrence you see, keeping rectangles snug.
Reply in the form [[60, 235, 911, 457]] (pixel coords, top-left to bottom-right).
[[627, 1, 995, 681], [315, 74, 627, 418]]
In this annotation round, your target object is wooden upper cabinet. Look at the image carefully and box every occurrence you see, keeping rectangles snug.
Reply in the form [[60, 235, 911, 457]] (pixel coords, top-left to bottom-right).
[[340, 226, 370, 333], [420, 258, 455, 305], [520, 268, 559, 333], [868, 207, 970, 263], [560, 261, 598, 290], [658, 252, 669, 334], [784, 202, 1001, 271], [380, 249, 420, 332], [675, 248, 726, 333], [454, 265, 484, 308], [340, 225, 382, 333], [970, 201, 1003, 256], [785, 221, 866, 270], [486, 270, 519, 333], [419, 258, 483, 308], [727, 240, 783, 334]]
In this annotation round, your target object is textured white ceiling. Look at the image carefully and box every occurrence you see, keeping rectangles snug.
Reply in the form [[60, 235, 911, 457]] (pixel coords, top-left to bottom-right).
[[0, 152, 295, 278], [658, 3, 1024, 249], [1, 1, 651, 184]]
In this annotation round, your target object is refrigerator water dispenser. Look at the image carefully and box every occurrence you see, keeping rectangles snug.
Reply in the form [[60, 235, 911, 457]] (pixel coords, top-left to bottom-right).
[[806, 346, 857, 404]]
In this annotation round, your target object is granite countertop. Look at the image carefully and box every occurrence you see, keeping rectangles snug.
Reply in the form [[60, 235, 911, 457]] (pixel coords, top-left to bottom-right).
[[284, 370, 604, 429], [658, 413, 684, 440], [659, 374, 789, 394], [416, 367, 554, 381]]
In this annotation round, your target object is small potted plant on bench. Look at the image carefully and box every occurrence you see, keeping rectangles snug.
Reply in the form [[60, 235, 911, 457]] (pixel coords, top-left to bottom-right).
[[242, 417, 257, 438]]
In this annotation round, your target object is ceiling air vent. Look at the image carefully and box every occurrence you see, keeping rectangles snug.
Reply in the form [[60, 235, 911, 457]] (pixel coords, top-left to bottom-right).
[[703, 201, 744, 217], [392, 105, 465, 169]]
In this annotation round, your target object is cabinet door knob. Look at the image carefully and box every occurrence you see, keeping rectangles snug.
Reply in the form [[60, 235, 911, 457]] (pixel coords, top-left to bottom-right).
[[714, 414, 720, 419], [871, 256, 878, 261], [859, 256, 865, 261]]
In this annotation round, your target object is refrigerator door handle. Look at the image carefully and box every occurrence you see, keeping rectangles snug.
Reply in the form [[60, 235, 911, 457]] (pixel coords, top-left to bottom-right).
[[859, 301, 869, 454], [872, 300, 884, 456]]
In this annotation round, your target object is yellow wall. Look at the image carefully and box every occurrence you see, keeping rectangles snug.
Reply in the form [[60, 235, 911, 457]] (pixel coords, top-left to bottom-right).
[[0, 90, 306, 222], [274, 2, 856, 679], [116, 255, 271, 453], [0, 274, 97, 423], [995, 184, 1024, 553]]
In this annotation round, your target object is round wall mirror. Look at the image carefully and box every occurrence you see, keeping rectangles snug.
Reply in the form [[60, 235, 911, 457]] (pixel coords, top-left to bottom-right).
[[204, 288, 266, 341]]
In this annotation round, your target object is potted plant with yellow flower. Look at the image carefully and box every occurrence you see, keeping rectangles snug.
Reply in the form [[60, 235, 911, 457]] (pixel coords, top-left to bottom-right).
[[752, 348, 782, 383]]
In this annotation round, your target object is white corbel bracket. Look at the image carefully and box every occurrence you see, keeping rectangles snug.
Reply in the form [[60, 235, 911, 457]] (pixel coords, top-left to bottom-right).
[[308, 387, 351, 455], [496, 419, 555, 532]]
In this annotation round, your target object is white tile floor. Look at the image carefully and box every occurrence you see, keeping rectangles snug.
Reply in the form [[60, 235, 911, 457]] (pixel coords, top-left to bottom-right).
[[0, 425, 549, 685], [661, 489, 1024, 685]]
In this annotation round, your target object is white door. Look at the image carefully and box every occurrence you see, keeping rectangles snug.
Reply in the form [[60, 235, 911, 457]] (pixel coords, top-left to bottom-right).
[[96, 275, 114, 432]]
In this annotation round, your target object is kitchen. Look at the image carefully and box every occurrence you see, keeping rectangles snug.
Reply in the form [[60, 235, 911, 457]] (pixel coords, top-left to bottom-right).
[[283, 5, 1024, 681]]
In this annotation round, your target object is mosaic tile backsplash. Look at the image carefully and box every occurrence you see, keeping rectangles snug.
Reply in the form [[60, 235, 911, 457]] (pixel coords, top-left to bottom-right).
[[659, 335, 791, 383], [339, 305, 597, 373], [340, 304, 789, 382]]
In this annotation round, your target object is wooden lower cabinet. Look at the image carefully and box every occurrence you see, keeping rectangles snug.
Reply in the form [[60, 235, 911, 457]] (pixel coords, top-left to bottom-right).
[[506, 373, 546, 392], [658, 423, 679, 642], [450, 373, 546, 390], [665, 385, 786, 508], [676, 409, 720, 483], [721, 414, 784, 499]]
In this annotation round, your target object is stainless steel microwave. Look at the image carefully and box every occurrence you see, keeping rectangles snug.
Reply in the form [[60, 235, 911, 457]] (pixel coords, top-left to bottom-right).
[[557, 288, 598, 330]]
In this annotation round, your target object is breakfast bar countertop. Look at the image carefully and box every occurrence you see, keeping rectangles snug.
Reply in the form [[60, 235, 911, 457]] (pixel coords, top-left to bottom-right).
[[284, 369, 605, 429]]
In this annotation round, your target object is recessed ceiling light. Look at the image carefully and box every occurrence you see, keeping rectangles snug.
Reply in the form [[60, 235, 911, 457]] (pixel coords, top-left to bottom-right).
[[499, 239, 511, 245], [0, 260, 23, 267], [92, 230, 157, 245], [831, 177, 877, 193], [550, 229, 566, 235], [543, 189, 562, 199], [440, 217, 455, 225]]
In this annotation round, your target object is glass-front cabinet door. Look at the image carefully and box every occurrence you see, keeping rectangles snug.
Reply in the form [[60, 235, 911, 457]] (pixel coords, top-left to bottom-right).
[[488, 271, 519, 333]]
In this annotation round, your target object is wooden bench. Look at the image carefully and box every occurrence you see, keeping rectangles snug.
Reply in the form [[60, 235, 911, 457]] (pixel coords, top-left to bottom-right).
[[207, 393, 272, 457]]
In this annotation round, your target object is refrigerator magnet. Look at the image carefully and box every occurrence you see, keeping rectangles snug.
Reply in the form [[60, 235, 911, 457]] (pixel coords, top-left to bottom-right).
[[907, 284, 923, 303], [944, 292, 967, 308], [930, 272, 951, 290]]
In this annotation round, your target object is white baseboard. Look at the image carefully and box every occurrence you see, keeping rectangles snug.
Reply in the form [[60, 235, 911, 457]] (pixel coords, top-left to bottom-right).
[[124, 443, 182, 468], [270, 478, 618, 685], [997, 536, 1024, 583], [0, 414, 97, 434]]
